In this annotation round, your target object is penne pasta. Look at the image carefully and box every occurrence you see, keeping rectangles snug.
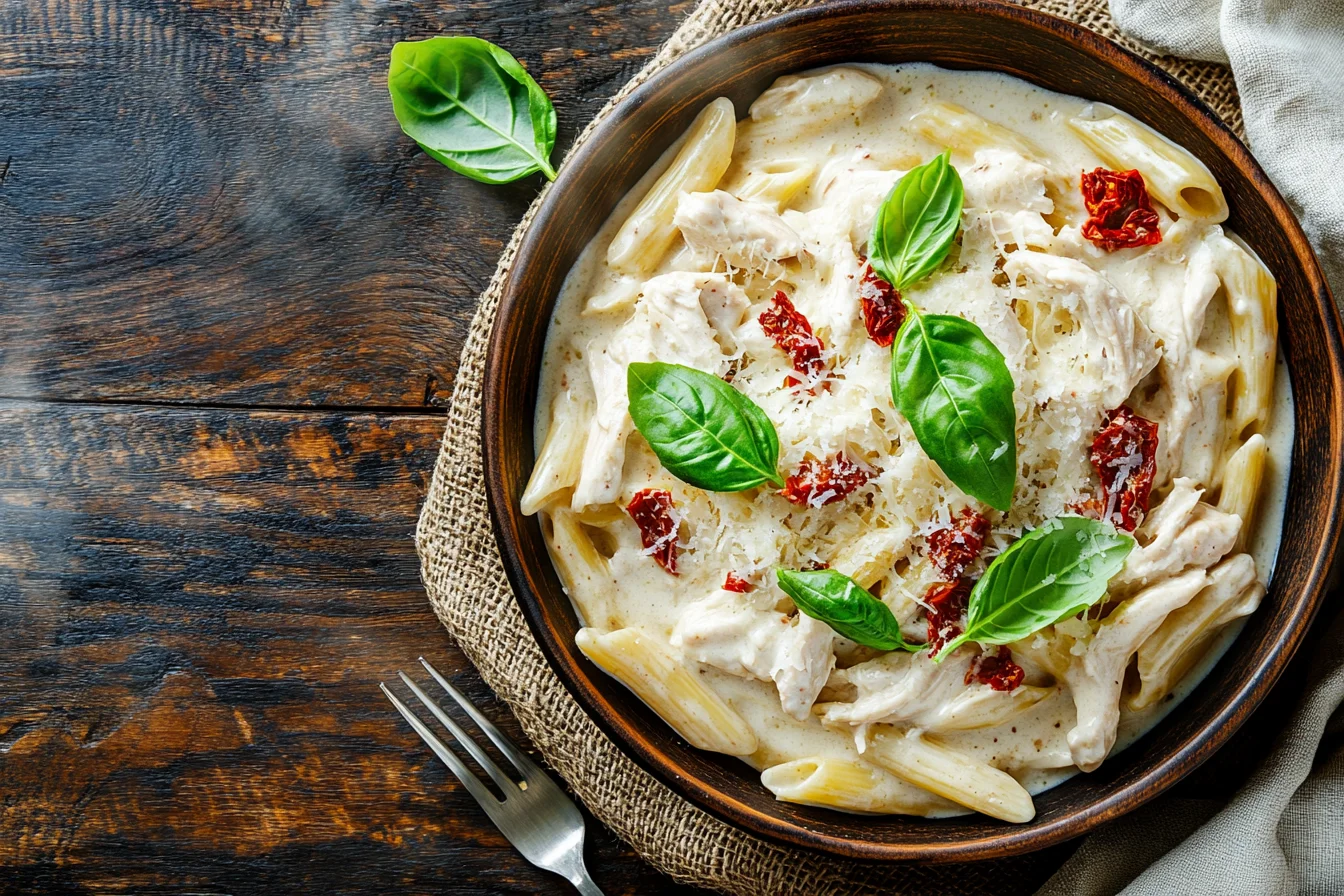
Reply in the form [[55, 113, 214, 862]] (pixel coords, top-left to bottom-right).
[[1216, 233, 1278, 440], [606, 98, 736, 274], [1130, 554, 1264, 710], [575, 627, 759, 756], [909, 101, 1043, 161], [932, 685, 1054, 732], [544, 509, 617, 627], [531, 65, 1287, 821], [730, 159, 816, 211], [1067, 107, 1228, 223], [521, 391, 593, 515], [1217, 434, 1268, 552], [1180, 364, 1232, 491], [829, 524, 912, 590], [581, 274, 645, 317], [761, 756, 960, 815], [865, 728, 1036, 823]]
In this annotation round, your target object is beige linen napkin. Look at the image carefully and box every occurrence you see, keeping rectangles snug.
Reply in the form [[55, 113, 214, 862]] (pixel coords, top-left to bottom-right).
[[1034, 3, 1344, 893], [1109, 0, 1344, 294], [415, 2, 1268, 893]]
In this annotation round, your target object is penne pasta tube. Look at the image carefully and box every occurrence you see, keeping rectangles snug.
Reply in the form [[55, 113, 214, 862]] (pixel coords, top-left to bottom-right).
[[1130, 554, 1263, 711], [521, 391, 593, 515], [761, 756, 960, 815], [1217, 434, 1268, 552], [909, 101, 1043, 161], [575, 627, 758, 756], [545, 509, 616, 627], [581, 274, 645, 317], [606, 98, 736, 274], [731, 159, 816, 211], [865, 728, 1036, 823], [932, 685, 1054, 732], [829, 524, 912, 590], [1067, 107, 1228, 223], [1216, 233, 1278, 439], [1181, 369, 1231, 491]]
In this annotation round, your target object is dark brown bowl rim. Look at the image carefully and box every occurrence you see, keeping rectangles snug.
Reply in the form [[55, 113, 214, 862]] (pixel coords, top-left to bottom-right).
[[483, 0, 1344, 862]]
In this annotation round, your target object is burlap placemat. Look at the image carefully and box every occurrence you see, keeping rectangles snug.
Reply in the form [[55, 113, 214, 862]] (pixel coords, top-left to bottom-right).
[[415, 3, 1243, 892]]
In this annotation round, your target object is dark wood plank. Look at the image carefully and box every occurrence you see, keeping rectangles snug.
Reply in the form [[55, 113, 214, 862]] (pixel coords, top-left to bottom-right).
[[0, 400, 707, 895], [0, 0, 690, 410]]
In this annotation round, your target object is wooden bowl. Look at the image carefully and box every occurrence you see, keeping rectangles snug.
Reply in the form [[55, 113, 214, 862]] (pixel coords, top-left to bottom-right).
[[483, 0, 1343, 861]]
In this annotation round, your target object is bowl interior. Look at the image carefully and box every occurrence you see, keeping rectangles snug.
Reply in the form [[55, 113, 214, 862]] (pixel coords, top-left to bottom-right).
[[484, 0, 1343, 861]]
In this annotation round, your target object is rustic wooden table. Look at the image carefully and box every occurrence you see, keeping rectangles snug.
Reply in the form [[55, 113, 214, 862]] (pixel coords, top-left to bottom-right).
[[0, 1, 1327, 894], [0, 1, 711, 892]]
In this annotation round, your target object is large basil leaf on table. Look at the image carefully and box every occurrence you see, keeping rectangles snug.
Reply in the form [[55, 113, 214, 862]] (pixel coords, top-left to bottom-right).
[[892, 309, 1018, 511], [627, 362, 786, 492], [388, 36, 557, 184], [776, 568, 923, 652], [935, 516, 1135, 658]]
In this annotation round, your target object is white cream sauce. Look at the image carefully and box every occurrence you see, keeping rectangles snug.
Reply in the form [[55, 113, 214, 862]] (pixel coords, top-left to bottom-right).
[[533, 63, 1292, 812]]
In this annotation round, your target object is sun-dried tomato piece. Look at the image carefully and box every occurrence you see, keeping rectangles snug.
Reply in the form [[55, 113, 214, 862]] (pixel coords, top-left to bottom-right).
[[859, 265, 905, 347], [966, 646, 1025, 692], [925, 577, 972, 654], [760, 291, 825, 381], [802, 560, 831, 571], [1080, 168, 1163, 251], [927, 508, 991, 581], [722, 572, 755, 593], [779, 453, 873, 507], [1089, 405, 1159, 532], [625, 488, 679, 575]]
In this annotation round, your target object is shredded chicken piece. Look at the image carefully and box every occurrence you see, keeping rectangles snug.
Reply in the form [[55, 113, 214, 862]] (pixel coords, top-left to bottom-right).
[[1112, 477, 1241, 591], [961, 149, 1054, 213], [671, 590, 835, 721], [818, 650, 1044, 734], [1003, 249, 1159, 408], [572, 273, 746, 509], [1133, 226, 1232, 482], [749, 66, 882, 122], [1065, 567, 1209, 771], [674, 190, 803, 272]]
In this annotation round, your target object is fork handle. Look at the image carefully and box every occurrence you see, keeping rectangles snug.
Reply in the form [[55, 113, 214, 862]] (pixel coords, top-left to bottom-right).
[[569, 870, 606, 896]]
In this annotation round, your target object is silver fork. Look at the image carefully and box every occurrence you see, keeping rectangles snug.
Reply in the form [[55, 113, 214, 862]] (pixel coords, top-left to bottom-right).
[[381, 658, 605, 896]]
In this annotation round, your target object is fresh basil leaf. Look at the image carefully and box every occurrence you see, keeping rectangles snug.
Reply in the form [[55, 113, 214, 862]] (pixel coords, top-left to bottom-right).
[[388, 36, 557, 184], [892, 306, 1017, 510], [776, 568, 922, 652], [627, 362, 786, 492], [868, 151, 964, 289], [936, 516, 1135, 658]]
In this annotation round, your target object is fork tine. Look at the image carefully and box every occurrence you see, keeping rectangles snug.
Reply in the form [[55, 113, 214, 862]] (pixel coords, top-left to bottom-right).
[[380, 682, 500, 808], [397, 671, 520, 796], [419, 656, 543, 778]]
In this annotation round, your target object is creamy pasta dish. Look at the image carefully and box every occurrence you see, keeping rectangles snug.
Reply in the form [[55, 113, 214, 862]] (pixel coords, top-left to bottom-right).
[[521, 64, 1289, 823]]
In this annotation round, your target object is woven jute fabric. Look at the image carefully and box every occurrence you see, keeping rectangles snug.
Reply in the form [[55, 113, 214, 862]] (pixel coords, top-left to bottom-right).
[[415, 3, 1243, 892]]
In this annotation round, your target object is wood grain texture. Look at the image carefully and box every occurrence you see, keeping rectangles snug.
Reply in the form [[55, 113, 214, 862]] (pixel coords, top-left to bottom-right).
[[0, 0, 711, 892], [0, 401, 707, 894], [0, 0, 689, 410]]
